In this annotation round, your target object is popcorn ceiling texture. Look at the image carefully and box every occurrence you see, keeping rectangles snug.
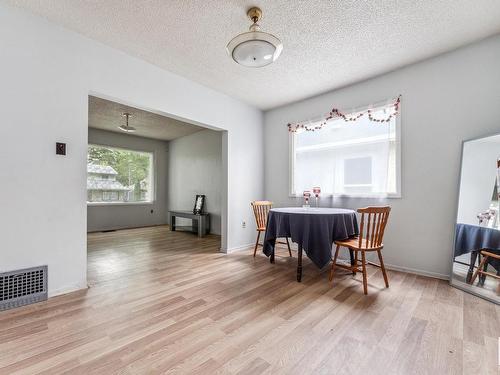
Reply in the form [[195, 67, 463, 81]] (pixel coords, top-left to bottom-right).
[[89, 96, 205, 141], [7, 0, 500, 109]]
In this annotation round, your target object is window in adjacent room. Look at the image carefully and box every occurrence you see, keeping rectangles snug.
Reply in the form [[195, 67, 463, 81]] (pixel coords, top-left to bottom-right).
[[87, 144, 154, 203], [289, 102, 400, 198]]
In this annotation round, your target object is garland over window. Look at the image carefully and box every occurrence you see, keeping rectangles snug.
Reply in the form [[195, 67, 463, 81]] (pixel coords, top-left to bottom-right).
[[287, 95, 401, 132]]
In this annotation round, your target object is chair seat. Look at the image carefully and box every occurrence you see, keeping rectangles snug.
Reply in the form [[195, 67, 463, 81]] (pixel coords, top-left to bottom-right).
[[334, 237, 383, 251]]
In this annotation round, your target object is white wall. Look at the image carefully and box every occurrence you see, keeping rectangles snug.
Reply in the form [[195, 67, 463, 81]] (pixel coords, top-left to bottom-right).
[[457, 137, 500, 225], [0, 4, 262, 297], [167, 129, 222, 235], [264, 34, 500, 279], [87, 128, 169, 232]]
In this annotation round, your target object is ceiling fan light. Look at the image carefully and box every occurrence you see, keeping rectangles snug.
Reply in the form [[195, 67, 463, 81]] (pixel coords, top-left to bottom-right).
[[118, 124, 136, 133], [118, 112, 136, 133]]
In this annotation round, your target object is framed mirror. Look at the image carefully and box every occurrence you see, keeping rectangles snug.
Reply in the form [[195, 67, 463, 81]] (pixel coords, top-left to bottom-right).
[[451, 134, 500, 304]]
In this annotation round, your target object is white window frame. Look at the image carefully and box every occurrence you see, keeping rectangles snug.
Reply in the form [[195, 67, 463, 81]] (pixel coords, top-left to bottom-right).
[[288, 104, 401, 199], [87, 144, 156, 206]]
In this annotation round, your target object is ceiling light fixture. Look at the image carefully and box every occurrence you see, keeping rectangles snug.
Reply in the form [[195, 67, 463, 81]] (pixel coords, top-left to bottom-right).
[[118, 113, 136, 133], [226, 7, 282, 68]]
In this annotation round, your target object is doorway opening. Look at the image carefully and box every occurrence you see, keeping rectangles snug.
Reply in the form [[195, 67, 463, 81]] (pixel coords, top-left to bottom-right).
[[86, 94, 227, 286]]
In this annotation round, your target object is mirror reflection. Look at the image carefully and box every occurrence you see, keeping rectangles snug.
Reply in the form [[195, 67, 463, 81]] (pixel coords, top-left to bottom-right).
[[452, 134, 500, 303]]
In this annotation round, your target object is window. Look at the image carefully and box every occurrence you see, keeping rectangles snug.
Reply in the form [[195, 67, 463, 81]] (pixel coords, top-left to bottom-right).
[[344, 156, 373, 194], [87, 144, 154, 204], [289, 103, 400, 198], [102, 191, 118, 201]]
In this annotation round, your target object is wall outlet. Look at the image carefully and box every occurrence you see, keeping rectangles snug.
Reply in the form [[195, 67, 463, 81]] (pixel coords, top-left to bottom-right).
[[242, 221, 246, 228]]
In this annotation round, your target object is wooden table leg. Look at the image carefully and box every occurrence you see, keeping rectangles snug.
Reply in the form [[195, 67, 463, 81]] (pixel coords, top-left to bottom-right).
[[297, 245, 303, 282], [349, 249, 355, 275], [479, 261, 488, 286], [466, 250, 478, 283]]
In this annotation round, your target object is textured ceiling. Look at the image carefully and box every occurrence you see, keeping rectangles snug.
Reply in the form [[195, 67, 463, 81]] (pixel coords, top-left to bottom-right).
[[88, 96, 205, 141], [7, 0, 500, 109]]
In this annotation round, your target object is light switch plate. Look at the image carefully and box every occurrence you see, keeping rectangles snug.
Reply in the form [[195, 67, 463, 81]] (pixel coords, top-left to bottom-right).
[[56, 142, 66, 155]]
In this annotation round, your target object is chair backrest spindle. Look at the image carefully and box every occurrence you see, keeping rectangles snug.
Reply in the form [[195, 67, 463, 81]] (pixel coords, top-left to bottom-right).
[[251, 201, 273, 230], [357, 206, 391, 249]]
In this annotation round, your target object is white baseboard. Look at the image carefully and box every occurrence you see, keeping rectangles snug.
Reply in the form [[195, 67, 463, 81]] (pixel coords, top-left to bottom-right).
[[224, 242, 450, 280], [380, 263, 449, 280], [226, 243, 254, 254], [48, 283, 88, 298], [225, 247, 449, 280], [337, 254, 449, 281]]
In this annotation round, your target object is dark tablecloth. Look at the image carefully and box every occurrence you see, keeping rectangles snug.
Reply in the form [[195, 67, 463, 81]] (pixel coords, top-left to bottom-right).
[[454, 223, 500, 271], [263, 207, 359, 269]]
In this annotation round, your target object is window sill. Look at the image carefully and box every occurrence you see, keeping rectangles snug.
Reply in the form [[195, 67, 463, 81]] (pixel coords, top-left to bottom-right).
[[288, 193, 401, 199], [87, 201, 155, 207]]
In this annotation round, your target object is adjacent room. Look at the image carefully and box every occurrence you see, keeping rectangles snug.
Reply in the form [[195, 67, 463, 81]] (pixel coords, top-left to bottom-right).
[[1, 1, 500, 374], [86, 96, 223, 285]]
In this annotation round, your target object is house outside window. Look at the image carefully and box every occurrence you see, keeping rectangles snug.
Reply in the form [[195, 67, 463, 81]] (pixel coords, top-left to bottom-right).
[[87, 145, 154, 204], [289, 103, 400, 198]]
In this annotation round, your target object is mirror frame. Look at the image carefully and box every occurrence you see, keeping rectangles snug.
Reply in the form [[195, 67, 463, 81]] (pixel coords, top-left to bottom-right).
[[450, 132, 500, 305]]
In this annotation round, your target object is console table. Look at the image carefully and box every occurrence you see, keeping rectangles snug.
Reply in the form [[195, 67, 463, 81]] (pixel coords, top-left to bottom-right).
[[169, 211, 210, 238]]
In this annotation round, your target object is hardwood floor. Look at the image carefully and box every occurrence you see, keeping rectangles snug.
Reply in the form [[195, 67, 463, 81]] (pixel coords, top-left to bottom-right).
[[1, 225, 499, 374]]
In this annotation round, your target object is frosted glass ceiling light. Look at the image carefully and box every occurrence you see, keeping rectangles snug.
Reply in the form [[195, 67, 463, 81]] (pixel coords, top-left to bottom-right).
[[227, 7, 282, 68], [118, 113, 136, 133]]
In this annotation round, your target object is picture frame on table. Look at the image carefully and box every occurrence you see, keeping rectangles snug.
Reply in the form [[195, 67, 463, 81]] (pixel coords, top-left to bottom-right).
[[193, 194, 206, 215]]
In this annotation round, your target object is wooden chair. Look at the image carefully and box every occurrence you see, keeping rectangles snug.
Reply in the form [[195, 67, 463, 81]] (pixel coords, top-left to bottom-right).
[[329, 206, 391, 295], [470, 250, 500, 295], [251, 201, 292, 258]]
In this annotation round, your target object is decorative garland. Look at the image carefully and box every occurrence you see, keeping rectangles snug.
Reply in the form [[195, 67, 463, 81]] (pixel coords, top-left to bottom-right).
[[287, 96, 401, 132]]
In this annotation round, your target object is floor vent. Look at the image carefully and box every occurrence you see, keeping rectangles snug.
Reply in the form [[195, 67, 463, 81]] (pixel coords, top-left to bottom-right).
[[0, 266, 48, 311]]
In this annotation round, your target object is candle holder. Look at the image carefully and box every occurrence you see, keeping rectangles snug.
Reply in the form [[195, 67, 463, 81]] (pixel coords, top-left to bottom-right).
[[302, 190, 311, 208], [312, 187, 321, 208]]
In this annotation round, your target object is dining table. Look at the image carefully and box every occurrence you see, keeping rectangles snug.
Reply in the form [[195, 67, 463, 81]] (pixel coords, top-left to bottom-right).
[[263, 207, 359, 282], [454, 223, 500, 284]]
